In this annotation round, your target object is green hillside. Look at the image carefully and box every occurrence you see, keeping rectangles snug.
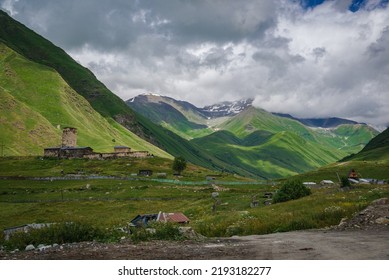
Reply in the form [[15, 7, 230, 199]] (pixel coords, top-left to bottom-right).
[[220, 106, 313, 138], [0, 10, 244, 173], [126, 95, 212, 140], [192, 130, 347, 179], [0, 43, 171, 157], [220, 106, 377, 153], [292, 128, 389, 183], [126, 93, 378, 178], [341, 128, 389, 162]]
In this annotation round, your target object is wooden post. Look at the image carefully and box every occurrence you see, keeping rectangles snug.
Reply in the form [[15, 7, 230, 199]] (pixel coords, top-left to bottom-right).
[[336, 172, 341, 183]]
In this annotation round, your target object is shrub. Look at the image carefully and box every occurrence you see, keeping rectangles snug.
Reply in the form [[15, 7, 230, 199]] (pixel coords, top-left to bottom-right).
[[273, 180, 311, 203], [2, 222, 113, 251], [130, 222, 184, 243], [340, 176, 351, 188], [172, 156, 187, 175]]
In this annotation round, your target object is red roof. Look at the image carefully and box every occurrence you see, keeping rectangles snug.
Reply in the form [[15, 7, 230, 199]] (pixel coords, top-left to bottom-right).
[[158, 212, 190, 223]]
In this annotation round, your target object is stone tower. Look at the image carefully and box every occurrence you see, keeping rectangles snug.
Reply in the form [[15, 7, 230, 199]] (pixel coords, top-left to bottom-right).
[[62, 127, 77, 147]]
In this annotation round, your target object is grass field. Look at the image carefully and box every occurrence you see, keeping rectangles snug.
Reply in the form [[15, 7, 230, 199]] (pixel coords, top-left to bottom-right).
[[1, 157, 388, 240], [1, 178, 387, 238], [0, 152, 388, 256], [291, 160, 389, 183]]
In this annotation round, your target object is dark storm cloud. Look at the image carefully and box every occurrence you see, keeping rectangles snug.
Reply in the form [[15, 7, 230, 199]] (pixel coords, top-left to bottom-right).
[[2, 0, 277, 50], [2, 0, 143, 50]]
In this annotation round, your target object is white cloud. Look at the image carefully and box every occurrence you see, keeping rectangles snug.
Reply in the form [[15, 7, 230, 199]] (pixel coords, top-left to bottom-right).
[[1, 0, 18, 15], [1, 0, 388, 126], [252, 1, 389, 126]]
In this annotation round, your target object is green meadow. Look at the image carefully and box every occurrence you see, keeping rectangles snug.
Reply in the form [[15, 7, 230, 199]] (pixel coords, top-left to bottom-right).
[[1, 157, 388, 240]]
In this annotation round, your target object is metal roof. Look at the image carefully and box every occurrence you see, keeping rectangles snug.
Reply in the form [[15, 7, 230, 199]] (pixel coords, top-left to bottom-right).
[[158, 212, 190, 223]]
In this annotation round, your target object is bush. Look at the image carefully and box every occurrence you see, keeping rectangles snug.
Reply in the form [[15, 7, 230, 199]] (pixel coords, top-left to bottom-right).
[[273, 180, 311, 203], [340, 176, 351, 188], [2, 222, 113, 251], [172, 156, 187, 175], [130, 222, 184, 243]]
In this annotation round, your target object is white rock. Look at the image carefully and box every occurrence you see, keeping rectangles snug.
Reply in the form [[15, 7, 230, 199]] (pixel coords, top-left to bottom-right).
[[25, 244, 35, 251]]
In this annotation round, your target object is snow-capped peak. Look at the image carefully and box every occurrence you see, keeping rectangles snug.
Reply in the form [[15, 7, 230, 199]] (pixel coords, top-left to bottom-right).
[[200, 98, 253, 118]]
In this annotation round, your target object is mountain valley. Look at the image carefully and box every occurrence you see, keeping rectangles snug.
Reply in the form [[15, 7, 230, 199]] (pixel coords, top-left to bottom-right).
[[127, 93, 379, 178]]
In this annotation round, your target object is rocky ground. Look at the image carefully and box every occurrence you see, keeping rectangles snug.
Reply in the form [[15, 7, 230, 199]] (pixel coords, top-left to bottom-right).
[[1, 198, 388, 260]]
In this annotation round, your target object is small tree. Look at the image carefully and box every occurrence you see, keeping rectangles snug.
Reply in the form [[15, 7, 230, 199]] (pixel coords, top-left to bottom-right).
[[340, 176, 351, 188], [273, 180, 311, 203], [172, 156, 187, 175]]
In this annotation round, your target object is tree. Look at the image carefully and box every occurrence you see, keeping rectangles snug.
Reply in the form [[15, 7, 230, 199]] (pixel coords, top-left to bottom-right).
[[340, 176, 351, 188], [273, 180, 311, 203], [172, 156, 187, 175]]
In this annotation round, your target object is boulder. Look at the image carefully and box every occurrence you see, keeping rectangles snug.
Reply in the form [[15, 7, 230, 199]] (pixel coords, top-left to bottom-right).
[[25, 244, 35, 251]]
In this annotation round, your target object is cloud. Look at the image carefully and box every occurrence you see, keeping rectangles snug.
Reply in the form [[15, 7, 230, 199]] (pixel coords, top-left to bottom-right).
[[1, 0, 388, 126], [252, 0, 389, 126], [1, 0, 19, 15]]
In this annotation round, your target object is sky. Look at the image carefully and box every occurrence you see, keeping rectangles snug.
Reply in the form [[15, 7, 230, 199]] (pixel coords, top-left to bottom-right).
[[1, 0, 388, 127]]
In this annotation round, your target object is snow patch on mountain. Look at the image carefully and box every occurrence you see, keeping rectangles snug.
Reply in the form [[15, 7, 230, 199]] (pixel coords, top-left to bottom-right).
[[200, 98, 254, 118]]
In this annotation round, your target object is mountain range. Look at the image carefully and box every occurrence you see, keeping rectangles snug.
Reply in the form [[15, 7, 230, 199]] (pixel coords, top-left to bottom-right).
[[0, 10, 384, 179], [127, 94, 379, 178]]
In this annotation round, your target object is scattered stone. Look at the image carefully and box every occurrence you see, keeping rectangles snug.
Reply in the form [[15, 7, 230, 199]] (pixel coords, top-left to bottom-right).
[[371, 198, 388, 206], [375, 217, 389, 225], [38, 245, 52, 252], [179, 227, 206, 241], [250, 201, 259, 208], [211, 192, 219, 199], [25, 244, 35, 251], [338, 218, 348, 227], [264, 199, 272, 206], [335, 197, 389, 231]]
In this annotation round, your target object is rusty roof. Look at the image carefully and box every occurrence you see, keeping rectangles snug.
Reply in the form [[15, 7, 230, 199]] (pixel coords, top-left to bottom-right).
[[158, 212, 190, 223]]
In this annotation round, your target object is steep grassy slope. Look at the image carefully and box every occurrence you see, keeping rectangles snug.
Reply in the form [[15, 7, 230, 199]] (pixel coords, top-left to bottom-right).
[[126, 95, 211, 139], [292, 128, 389, 183], [0, 11, 130, 120], [220, 106, 314, 138], [220, 106, 377, 154], [191, 107, 377, 178], [341, 128, 389, 162], [191, 130, 346, 179], [127, 94, 208, 124], [0, 43, 171, 157], [331, 124, 380, 153]]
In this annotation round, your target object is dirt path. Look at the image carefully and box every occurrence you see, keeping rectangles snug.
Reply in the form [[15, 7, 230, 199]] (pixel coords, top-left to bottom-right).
[[229, 229, 389, 259]]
